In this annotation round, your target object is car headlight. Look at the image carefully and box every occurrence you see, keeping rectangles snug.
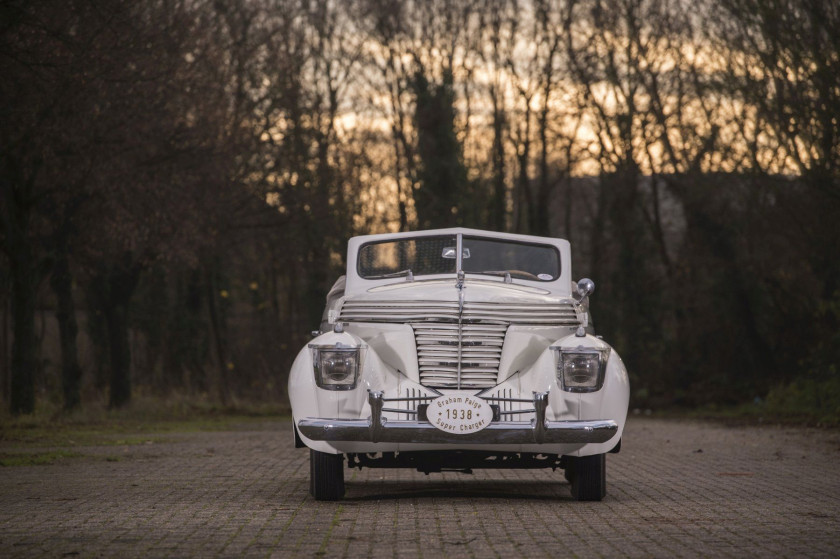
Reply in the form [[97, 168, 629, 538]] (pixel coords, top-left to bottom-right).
[[555, 347, 610, 392], [310, 345, 360, 390]]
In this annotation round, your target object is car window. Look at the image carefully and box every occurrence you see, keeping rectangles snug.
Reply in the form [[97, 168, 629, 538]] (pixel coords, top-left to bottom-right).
[[358, 235, 457, 278], [462, 236, 560, 281]]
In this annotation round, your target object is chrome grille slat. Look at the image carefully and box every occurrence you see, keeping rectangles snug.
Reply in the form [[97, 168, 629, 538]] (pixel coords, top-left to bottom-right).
[[339, 313, 458, 322], [342, 301, 460, 308], [338, 299, 579, 388], [416, 318, 506, 387], [385, 387, 438, 420], [481, 387, 536, 419]]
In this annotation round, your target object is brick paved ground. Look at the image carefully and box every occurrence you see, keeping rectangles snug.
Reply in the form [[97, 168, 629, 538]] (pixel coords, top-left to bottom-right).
[[1, 417, 839, 558]]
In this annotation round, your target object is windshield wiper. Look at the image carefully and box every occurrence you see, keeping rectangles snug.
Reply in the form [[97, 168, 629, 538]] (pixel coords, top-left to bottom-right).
[[469, 270, 513, 283], [367, 268, 414, 281]]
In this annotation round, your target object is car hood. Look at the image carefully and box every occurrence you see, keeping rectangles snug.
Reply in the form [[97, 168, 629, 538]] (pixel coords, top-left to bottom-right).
[[348, 277, 574, 305]]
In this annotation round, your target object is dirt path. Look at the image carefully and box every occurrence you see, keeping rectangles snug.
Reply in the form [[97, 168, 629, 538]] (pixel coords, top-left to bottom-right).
[[1, 417, 838, 557]]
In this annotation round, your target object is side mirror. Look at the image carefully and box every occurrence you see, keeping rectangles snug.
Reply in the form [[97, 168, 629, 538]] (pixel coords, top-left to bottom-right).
[[576, 278, 595, 299]]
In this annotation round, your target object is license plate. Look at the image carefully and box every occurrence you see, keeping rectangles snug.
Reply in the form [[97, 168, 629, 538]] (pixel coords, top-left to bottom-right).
[[427, 392, 493, 434]]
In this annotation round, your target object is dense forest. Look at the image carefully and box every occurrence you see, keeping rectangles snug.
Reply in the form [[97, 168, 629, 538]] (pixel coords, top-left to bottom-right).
[[1, 0, 838, 417]]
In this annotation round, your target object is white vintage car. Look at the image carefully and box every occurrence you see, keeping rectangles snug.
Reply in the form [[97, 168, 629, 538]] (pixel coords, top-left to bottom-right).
[[289, 228, 629, 501]]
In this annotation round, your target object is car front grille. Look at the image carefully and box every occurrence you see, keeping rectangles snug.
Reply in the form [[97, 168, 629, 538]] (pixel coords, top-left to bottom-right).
[[413, 322, 507, 388], [338, 300, 580, 389]]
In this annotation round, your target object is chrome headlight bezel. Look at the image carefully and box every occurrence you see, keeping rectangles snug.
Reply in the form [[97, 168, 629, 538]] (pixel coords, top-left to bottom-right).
[[309, 344, 361, 390], [552, 346, 610, 393]]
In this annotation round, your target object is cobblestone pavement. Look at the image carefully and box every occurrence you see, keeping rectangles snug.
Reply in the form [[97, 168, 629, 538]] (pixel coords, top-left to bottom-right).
[[1, 417, 839, 558]]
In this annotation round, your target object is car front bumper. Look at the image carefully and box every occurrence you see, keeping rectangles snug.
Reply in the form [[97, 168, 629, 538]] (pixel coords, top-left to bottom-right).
[[297, 390, 618, 445]]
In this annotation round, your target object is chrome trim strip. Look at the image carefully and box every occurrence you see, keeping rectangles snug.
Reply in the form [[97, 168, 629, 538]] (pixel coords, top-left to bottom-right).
[[298, 418, 618, 445], [297, 391, 618, 445], [455, 232, 463, 389], [455, 233, 463, 277], [369, 390, 384, 442], [481, 396, 533, 403], [382, 407, 418, 414]]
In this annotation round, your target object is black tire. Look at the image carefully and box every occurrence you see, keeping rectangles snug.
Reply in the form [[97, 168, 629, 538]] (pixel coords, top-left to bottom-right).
[[566, 453, 606, 501], [564, 465, 573, 483], [310, 449, 345, 501]]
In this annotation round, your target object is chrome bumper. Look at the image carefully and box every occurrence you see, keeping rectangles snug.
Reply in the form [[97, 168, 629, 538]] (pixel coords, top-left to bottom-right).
[[298, 391, 618, 445]]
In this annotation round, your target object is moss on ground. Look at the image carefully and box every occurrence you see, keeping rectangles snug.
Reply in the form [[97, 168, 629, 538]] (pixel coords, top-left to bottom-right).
[[0, 450, 84, 467], [663, 391, 840, 428], [0, 396, 289, 449]]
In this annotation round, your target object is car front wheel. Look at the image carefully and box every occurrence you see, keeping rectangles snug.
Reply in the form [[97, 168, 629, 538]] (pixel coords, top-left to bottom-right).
[[310, 449, 345, 501], [566, 453, 606, 501]]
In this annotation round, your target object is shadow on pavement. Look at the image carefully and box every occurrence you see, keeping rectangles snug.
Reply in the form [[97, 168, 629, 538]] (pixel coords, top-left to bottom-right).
[[343, 479, 575, 502]]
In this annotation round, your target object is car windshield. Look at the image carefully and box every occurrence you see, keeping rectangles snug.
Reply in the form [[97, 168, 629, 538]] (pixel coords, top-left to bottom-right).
[[358, 234, 560, 281], [462, 236, 559, 281], [358, 235, 457, 278]]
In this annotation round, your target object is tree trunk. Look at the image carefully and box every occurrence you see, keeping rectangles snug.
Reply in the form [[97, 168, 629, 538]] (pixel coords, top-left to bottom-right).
[[85, 284, 110, 391], [205, 265, 230, 406], [92, 261, 141, 409], [563, 173, 574, 242], [514, 118, 532, 234], [50, 243, 82, 411], [535, 107, 551, 236], [2, 297, 8, 405], [9, 248, 37, 415], [104, 298, 131, 408], [2, 176, 39, 415], [490, 90, 507, 231], [589, 177, 609, 284]]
